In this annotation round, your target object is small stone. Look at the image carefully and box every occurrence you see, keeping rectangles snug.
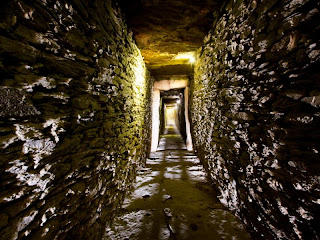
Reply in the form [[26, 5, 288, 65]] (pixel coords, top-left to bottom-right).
[[163, 208, 172, 218], [162, 194, 173, 202]]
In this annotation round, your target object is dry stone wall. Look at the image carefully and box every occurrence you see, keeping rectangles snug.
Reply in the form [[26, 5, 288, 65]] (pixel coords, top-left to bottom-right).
[[0, 0, 152, 239], [190, 0, 319, 239], [176, 93, 187, 142]]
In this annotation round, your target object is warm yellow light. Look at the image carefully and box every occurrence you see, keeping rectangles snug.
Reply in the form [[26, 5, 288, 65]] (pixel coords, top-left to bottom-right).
[[165, 107, 176, 126], [131, 52, 147, 107], [174, 52, 195, 64]]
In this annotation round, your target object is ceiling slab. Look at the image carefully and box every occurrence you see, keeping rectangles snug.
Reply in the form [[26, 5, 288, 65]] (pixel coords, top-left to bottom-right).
[[118, 0, 222, 74]]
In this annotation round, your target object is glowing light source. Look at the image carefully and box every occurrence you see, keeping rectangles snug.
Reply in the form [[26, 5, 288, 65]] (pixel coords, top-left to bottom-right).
[[189, 56, 195, 64], [174, 52, 195, 64], [165, 107, 176, 126]]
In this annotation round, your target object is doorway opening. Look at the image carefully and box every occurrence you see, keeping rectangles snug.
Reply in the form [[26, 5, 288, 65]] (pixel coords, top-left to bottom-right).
[[151, 80, 193, 152], [160, 88, 186, 142]]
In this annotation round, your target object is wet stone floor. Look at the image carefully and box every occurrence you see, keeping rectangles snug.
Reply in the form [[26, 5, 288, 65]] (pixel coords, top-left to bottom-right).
[[104, 126, 251, 240]]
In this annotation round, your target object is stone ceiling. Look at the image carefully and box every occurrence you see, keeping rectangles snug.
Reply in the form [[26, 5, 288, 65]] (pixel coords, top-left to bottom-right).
[[118, 0, 222, 76]]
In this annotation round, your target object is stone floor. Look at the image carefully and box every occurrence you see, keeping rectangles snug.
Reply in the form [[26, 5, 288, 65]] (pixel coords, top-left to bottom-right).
[[104, 125, 251, 240]]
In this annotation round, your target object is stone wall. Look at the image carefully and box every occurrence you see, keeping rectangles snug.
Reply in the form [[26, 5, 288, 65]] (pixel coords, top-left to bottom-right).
[[0, 0, 152, 239], [176, 91, 186, 142], [190, 0, 319, 239], [160, 98, 165, 136]]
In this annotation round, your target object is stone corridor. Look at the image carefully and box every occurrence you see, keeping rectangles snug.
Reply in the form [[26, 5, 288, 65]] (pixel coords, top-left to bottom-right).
[[105, 125, 250, 240], [0, 0, 319, 239]]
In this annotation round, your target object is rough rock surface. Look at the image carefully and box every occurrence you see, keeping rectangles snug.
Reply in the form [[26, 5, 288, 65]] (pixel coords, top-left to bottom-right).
[[0, 0, 152, 239], [190, 0, 320, 239], [118, 0, 222, 73]]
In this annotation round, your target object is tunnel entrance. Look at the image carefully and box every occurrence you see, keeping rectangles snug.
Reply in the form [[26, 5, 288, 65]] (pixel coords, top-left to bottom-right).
[[151, 80, 193, 152], [160, 88, 186, 143]]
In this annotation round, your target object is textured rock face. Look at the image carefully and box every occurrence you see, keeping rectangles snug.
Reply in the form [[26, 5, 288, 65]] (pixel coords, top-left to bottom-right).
[[190, 0, 319, 239], [118, 0, 222, 75], [0, 0, 152, 239]]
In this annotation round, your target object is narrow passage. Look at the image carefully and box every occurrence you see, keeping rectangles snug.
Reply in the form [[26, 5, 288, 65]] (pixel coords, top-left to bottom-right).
[[105, 125, 251, 240]]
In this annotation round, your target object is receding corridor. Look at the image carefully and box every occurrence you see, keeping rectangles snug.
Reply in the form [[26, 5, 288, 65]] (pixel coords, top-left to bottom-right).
[[105, 125, 250, 240], [0, 0, 319, 239]]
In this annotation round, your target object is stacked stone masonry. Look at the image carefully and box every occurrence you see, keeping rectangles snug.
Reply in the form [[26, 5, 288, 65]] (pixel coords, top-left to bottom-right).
[[0, 0, 152, 239], [190, 0, 319, 239]]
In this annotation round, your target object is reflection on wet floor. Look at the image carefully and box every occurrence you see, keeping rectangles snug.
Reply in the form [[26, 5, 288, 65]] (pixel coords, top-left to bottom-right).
[[104, 125, 251, 240]]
